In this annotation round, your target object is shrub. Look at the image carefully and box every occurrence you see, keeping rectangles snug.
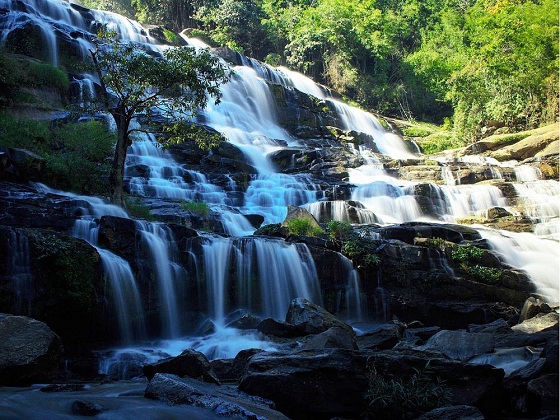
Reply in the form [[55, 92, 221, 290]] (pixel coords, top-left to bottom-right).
[[0, 115, 114, 195], [451, 244, 502, 283], [451, 245, 484, 263], [286, 217, 323, 237], [341, 234, 381, 268], [325, 220, 352, 242]]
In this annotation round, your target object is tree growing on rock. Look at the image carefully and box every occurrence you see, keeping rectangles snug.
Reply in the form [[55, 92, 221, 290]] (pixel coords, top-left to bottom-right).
[[89, 29, 230, 204]]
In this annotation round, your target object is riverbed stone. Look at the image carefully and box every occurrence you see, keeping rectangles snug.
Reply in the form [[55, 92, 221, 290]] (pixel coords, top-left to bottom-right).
[[0, 314, 63, 385], [143, 348, 220, 384]]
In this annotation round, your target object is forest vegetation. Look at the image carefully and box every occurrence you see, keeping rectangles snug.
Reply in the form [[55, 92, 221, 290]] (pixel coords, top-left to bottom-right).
[[80, 0, 558, 143]]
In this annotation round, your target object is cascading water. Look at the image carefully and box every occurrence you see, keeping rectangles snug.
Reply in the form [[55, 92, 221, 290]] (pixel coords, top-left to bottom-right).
[[5, 230, 33, 314], [197, 236, 323, 322], [2, 0, 559, 388], [33, 183, 147, 343], [136, 221, 185, 338]]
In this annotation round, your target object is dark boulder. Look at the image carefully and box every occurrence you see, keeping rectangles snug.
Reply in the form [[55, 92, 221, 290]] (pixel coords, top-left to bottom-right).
[[257, 318, 303, 338], [239, 348, 505, 419], [143, 348, 220, 385], [285, 298, 355, 336], [0, 314, 63, 385], [299, 326, 358, 351]]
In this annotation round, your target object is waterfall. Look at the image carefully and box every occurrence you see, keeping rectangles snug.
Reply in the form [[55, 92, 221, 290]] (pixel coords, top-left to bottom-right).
[[335, 253, 365, 322], [195, 236, 323, 322], [480, 229, 559, 304], [33, 183, 146, 343], [6, 230, 33, 315], [2, 0, 559, 367], [99, 248, 146, 343], [136, 221, 184, 338]]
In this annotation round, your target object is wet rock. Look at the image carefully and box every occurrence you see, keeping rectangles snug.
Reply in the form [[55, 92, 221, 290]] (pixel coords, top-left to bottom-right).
[[226, 313, 262, 330], [285, 298, 355, 336], [239, 348, 504, 419], [281, 206, 322, 233], [416, 405, 485, 420], [239, 349, 371, 418], [512, 312, 559, 334], [420, 330, 495, 362], [299, 326, 358, 351], [145, 373, 288, 419], [98, 215, 138, 260], [519, 297, 553, 323], [527, 374, 559, 416], [0, 314, 63, 385], [355, 323, 403, 350], [487, 206, 512, 219], [257, 318, 303, 338], [0, 146, 46, 182], [71, 400, 104, 416], [143, 349, 220, 385]]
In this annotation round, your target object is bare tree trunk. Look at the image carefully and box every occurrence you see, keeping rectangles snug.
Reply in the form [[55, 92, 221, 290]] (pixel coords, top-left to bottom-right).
[[109, 110, 130, 205]]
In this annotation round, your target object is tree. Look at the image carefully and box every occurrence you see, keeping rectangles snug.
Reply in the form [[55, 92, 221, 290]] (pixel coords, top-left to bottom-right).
[[89, 29, 230, 204]]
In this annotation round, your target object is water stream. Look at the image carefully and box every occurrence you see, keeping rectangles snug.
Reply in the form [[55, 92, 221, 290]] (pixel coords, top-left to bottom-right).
[[1, 0, 558, 394]]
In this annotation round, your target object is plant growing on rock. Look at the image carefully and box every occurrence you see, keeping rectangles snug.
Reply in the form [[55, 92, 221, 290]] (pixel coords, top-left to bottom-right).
[[89, 28, 230, 204], [325, 220, 352, 242], [286, 217, 323, 237], [451, 244, 502, 284], [340, 233, 381, 269], [364, 362, 451, 419], [180, 200, 210, 217]]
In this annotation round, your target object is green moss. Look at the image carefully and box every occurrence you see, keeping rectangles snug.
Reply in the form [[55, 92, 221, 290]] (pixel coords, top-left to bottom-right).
[[162, 28, 182, 46], [32, 232, 100, 312]]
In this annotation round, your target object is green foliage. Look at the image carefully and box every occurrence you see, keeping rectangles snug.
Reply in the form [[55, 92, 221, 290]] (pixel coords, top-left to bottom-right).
[[90, 28, 230, 203], [341, 233, 381, 268], [451, 244, 502, 283], [0, 52, 69, 105], [425, 237, 447, 250], [415, 132, 464, 155], [125, 197, 154, 220], [286, 217, 323, 237], [325, 220, 352, 242], [180, 200, 210, 217], [83, 0, 558, 137], [465, 265, 502, 284], [451, 244, 484, 263], [195, 0, 272, 57], [0, 115, 114, 195], [364, 363, 452, 419]]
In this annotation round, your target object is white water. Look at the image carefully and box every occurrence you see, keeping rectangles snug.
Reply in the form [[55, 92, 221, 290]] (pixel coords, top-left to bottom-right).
[[6, 230, 33, 314], [2, 0, 559, 382], [199, 236, 323, 322], [33, 184, 148, 343], [480, 228, 560, 304], [136, 221, 184, 338]]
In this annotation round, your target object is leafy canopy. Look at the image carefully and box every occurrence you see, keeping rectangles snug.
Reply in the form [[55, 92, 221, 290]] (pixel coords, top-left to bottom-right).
[[92, 29, 230, 128]]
